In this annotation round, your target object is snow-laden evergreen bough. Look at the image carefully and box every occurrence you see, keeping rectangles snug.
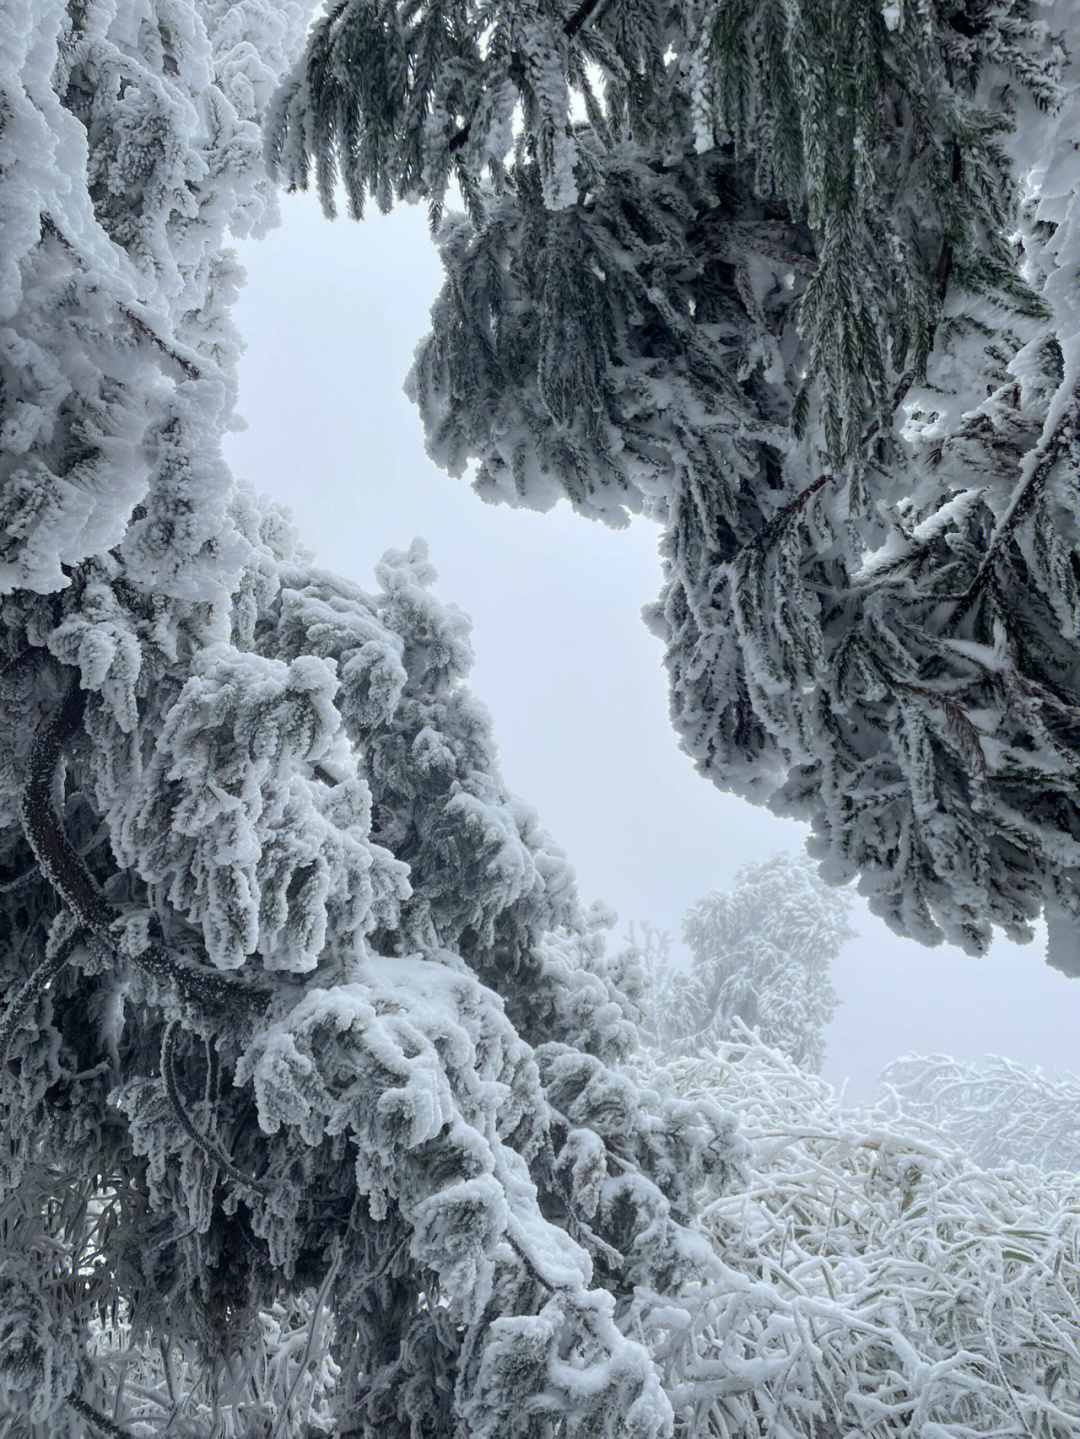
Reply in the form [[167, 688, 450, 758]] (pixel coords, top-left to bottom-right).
[[618, 853, 852, 1071], [0, 4, 746, 1436], [270, 0, 1080, 968]]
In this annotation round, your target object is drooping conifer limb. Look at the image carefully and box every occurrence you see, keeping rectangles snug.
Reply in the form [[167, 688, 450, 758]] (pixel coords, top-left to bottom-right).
[[160, 1021, 268, 1194], [447, 0, 612, 152], [0, 928, 85, 1070], [955, 385, 1080, 617], [20, 682, 269, 1017], [540, 1129, 626, 1275]]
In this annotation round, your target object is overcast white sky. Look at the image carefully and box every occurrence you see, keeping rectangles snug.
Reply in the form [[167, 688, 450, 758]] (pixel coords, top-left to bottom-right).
[[224, 190, 1080, 1101]]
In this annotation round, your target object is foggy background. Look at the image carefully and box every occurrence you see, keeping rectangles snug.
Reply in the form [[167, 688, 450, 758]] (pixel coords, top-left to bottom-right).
[[223, 191, 1080, 1103]]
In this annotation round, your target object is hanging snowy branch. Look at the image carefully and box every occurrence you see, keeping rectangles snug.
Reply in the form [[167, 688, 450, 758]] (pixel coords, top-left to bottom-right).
[[160, 1020, 268, 1195], [0, 927, 84, 1071], [274, 0, 1080, 960], [20, 682, 271, 1017]]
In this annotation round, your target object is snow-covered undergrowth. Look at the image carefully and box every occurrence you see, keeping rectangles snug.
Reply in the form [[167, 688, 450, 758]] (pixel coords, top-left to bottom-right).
[[646, 1024, 1080, 1437], [881, 1052, 1080, 1175]]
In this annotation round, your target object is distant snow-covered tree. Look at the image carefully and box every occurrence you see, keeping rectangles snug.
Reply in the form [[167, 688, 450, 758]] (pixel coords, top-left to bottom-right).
[[881, 1051, 1080, 1172], [619, 853, 852, 1070], [269, 0, 1080, 972], [0, 5, 747, 1437]]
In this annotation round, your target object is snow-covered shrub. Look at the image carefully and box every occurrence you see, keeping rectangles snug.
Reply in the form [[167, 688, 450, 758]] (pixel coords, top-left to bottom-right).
[[644, 1024, 1080, 1436], [881, 1051, 1080, 1173]]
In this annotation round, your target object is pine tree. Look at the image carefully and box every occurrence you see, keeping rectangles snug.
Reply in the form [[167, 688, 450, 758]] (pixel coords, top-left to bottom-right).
[[620, 853, 852, 1070], [0, 4, 747, 1436], [269, 0, 1080, 969]]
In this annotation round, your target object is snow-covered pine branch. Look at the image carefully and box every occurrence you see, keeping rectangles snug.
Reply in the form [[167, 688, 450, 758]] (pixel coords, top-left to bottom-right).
[[272, 0, 1080, 967], [0, 4, 744, 1436]]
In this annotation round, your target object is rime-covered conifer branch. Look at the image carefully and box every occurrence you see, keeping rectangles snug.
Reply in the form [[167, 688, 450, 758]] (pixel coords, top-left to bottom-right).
[[0, 928, 85, 1070], [160, 1022, 268, 1194], [39, 215, 202, 382], [20, 684, 269, 1016], [447, 0, 611, 151], [956, 386, 1080, 616], [68, 1391, 137, 1439], [893, 678, 989, 781]]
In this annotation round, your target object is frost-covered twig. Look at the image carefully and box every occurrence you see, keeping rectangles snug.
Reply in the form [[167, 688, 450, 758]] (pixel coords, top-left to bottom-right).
[[893, 677, 989, 779], [266, 1242, 342, 1439], [20, 683, 270, 1016], [956, 382, 1080, 615], [161, 1022, 268, 1195], [20, 682, 112, 932], [882, 1051, 1080, 1172], [68, 1390, 137, 1439], [648, 1027, 1080, 1434], [0, 927, 85, 1070]]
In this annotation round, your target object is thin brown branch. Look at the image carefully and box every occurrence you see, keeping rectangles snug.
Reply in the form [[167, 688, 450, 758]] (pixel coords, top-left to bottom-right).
[[541, 1130, 626, 1273], [749, 337, 935, 559], [116, 303, 201, 381], [39, 213, 87, 268], [503, 1227, 565, 1294], [19, 682, 112, 933]]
